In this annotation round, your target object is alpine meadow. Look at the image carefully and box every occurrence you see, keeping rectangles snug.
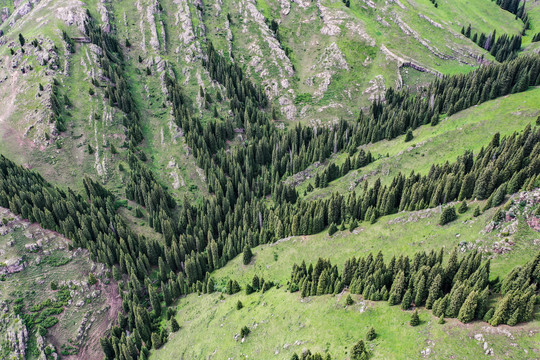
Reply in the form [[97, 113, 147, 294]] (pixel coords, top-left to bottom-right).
[[1, 0, 540, 359]]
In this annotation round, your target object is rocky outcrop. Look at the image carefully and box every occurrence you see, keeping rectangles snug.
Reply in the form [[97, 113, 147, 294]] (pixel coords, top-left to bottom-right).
[[0, 302, 29, 360], [0, 7, 9, 23], [55, 1, 88, 33], [317, 1, 345, 36], [97, 0, 111, 33]]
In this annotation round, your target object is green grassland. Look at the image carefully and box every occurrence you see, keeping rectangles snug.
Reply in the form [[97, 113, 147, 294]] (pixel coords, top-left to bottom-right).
[[298, 86, 540, 200], [152, 199, 540, 359], [153, 290, 540, 359]]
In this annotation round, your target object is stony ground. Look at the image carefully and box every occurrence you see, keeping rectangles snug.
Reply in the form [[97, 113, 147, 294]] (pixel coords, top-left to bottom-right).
[[0, 207, 121, 360]]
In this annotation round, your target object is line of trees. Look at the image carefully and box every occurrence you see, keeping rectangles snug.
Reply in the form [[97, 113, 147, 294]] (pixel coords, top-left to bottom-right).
[[461, 25, 522, 62], [288, 248, 539, 326]]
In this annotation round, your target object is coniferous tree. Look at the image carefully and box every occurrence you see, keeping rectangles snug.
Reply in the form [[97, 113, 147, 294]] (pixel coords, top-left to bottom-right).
[[457, 290, 478, 323], [405, 128, 414, 142], [401, 289, 413, 310], [243, 246, 253, 265], [439, 206, 457, 225], [171, 317, 180, 332], [366, 327, 376, 341], [410, 309, 420, 326]]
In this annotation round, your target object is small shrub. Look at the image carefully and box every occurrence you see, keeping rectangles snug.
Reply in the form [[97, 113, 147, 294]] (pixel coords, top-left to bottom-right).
[[410, 310, 420, 326], [240, 326, 250, 338], [366, 327, 376, 341]]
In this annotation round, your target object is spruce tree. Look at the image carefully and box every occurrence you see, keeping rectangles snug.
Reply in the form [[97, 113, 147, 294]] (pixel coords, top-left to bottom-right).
[[410, 309, 420, 326], [439, 206, 457, 225], [243, 245, 253, 265], [366, 327, 376, 341], [328, 223, 338, 236], [401, 289, 413, 310], [171, 317, 180, 332], [405, 128, 413, 142], [426, 274, 442, 309], [457, 291, 478, 323], [351, 340, 368, 360]]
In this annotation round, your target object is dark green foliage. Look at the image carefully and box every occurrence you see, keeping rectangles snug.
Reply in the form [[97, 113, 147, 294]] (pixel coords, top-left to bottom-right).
[[84, 14, 143, 145], [457, 291, 478, 323], [346, 294, 354, 306], [88, 273, 98, 285], [328, 223, 338, 236], [473, 206, 481, 217], [458, 201, 468, 214], [366, 327, 376, 341], [351, 340, 369, 360], [240, 326, 250, 338], [171, 317, 180, 332], [287, 247, 537, 326], [404, 128, 413, 142], [236, 300, 243, 310], [151, 332, 162, 349], [62, 30, 75, 53], [410, 309, 420, 326], [483, 308, 495, 322], [243, 246, 253, 265], [18, 33, 25, 47], [439, 206, 457, 225], [401, 289, 413, 310], [438, 316, 445, 324]]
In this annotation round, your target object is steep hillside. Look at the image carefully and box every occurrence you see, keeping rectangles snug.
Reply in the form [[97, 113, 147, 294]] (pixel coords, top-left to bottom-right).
[[154, 189, 540, 359], [0, 0, 539, 359], [0, 207, 121, 359]]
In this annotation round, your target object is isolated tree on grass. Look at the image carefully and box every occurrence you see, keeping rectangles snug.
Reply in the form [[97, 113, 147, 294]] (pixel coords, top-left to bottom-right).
[[346, 294, 354, 306], [241, 326, 250, 338], [366, 327, 376, 341], [410, 309, 420, 326]]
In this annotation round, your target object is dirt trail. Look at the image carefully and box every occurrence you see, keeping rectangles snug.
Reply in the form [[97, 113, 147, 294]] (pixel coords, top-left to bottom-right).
[[73, 281, 122, 360]]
